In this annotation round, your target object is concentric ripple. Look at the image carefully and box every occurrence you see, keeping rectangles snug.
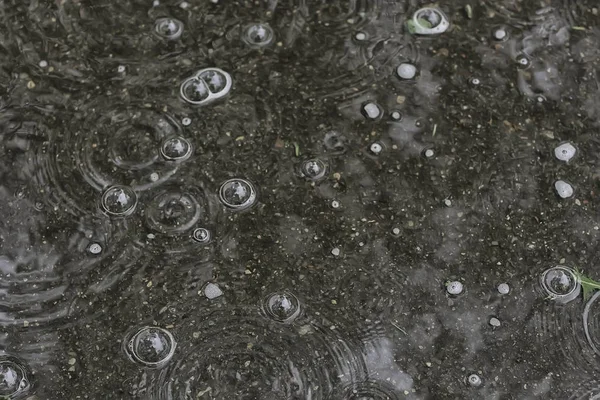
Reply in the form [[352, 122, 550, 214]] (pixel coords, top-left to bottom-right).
[[141, 310, 368, 399], [145, 190, 202, 234], [331, 380, 404, 400]]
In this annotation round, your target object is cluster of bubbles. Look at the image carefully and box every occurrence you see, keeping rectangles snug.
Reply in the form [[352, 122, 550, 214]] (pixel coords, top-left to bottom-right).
[[552, 141, 577, 199], [407, 8, 450, 35], [180, 68, 233, 106]]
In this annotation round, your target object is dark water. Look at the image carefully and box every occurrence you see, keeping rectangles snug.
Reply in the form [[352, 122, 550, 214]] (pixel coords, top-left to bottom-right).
[[1, 0, 600, 398]]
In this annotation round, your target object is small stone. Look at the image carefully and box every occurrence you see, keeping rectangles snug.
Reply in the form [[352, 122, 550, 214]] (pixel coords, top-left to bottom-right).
[[489, 317, 501, 327], [27, 80, 35, 89], [446, 281, 463, 295], [424, 149, 434, 158], [396, 63, 417, 80], [23, 320, 29, 327], [497, 283, 510, 294], [392, 227, 401, 235], [554, 142, 576, 162], [331, 247, 340, 256], [39, 60, 48, 68], [204, 283, 223, 299], [554, 180, 574, 198], [68, 358, 76, 365], [467, 373, 482, 387]]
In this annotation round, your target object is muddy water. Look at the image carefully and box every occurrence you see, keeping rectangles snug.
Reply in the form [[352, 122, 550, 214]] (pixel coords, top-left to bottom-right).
[[1, 0, 600, 399]]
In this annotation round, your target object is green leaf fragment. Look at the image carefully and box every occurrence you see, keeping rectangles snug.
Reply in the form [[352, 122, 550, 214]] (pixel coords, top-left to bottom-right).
[[574, 269, 600, 301]]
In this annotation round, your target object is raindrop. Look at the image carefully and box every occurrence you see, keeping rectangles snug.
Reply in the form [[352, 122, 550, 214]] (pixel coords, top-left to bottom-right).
[[181, 117, 191, 126], [160, 137, 193, 162], [446, 281, 463, 295], [396, 63, 417, 80], [300, 158, 328, 181], [262, 291, 301, 323], [0, 357, 30, 397], [516, 54, 531, 69], [390, 110, 403, 121], [243, 23, 275, 47], [204, 283, 223, 299], [154, 18, 184, 40], [540, 266, 580, 303], [361, 102, 382, 120], [497, 283, 510, 294], [554, 180, 574, 199], [218, 178, 257, 210], [126, 326, 176, 368], [467, 373, 482, 387], [369, 142, 383, 155], [101, 185, 138, 216], [192, 227, 211, 243], [410, 7, 450, 35], [554, 142, 576, 162], [87, 242, 103, 255]]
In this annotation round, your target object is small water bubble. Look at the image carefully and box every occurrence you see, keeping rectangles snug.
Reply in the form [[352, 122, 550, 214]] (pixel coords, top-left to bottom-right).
[[396, 63, 417, 80], [117, 65, 126, 73], [38, 60, 48, 68], [446, 281, 463, 295], [126, 326, 176, 368], [467, 373, 482, 387], [243, 23, 275, 47], [150, 172, 159, 182], [0, 357, 30, 397], [423, 148, 435, 158], [179, 1, 189, 9], [160, 137, 192, 162], [554, 142, 576, 162], [218, 178, 257, 210], [154, 18, 184, 40], [300, 158, 327, 180], [535, 95, 546, 103], [497, 283, 510, 294], [390, 110, 403, 121], [331, 200, 340, 209], [361, 102, 382, 120], [101, 185, 137, 216], [492, 26, 508, 41], [331, 247, 340, 256], [192, 227, 211, 243], [516, 54, 531, 69], [369, 142, 383, 155], [469, 77, 480, 86], [489, 317, 501, 327], [392, 227, 400, 236], [541, 266, 580, 303], [263, 291, 301, 323], [87, 242, 102, 255], [181, 117, 191, 126], [554, 180, 574, 199], [354, 31, 367, 41]]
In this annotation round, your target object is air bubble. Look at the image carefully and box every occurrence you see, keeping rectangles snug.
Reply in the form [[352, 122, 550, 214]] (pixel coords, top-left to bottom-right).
[[554, 142, 576, 162], [218, 178, 257, 210], [410, 7, 450, 35], [125, 326, 176, 368], [117, 65, 126, 73], [516, 54, 531, 69], [331, 200, 340, 209], [0, 356, 30, 397], [423, 148, 435, 158], [446, 281, 463, 295], [39, 60, 48, 68], [497, 283, 510, 295], [467, 373, 482, 387], [554, 180, 574, 199], [390, 111, 403, 121], [262, 291, 301, 323], [87, 242, 103, 255], [181, 117, 191, 126], [361, 102, 382, 120], [541, 266, 580, 303], [354, 31, 367, 41], [180, 68, 232, 105], [101, 185, 138, 216], [180, 78, 210, 103], [470, 77, 480, 86], [154, 18, 184, 40], [396, 63, 417, 80], [160, 137, 192, 162], [198, 70, 228, 93], [369, 142, 383, 155], [492, 26, 508, 41], [300, 159, 328, 181], [192, 227, 211, 243], [243, 23, 274, 47], [179, 1, 189, 9]]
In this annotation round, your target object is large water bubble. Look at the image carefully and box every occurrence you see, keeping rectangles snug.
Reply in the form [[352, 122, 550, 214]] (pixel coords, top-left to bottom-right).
[[0, 356, 31, 397], [242, 23, 274, 47], [300, 158, 328, 181], [218, 178, 257, 210], [540, 266, 580, 303], [180, 78, 210, 103], [154, 17, 184, 40], [125, 326, 176, 368], [180, 68, 232, 106], [409, 8, 450, 35], [160, 137, 192, 162], [554, 142, 576, 162], [101, 185, 138, 216], [262, 291, 301, 323]]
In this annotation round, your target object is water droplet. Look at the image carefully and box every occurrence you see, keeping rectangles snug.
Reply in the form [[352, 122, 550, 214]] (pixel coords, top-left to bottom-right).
[[180, 78, 210, 103], [243, 23, 275, 47], [263, 291, 301, 323], [154, 18, 184, 40], [554, 142, 576, 162], [204, 283, 223, 299], [87, 242, 102, 255], [541, 266, 580, 303], [192, 227, 211, 243], [467, 373, 482, 387], [497, 283, 510, 294], [181, 117, 191, 126], [38, 60, 48, 68], [101, 185, 138, 216], [218, 178, 257, 210], [390, 110, 403, 121], [146, 191, 201, 234], [160, 137, 192, 162], [396, 63, 417, 80], [369, 142, 383, 155], [516, 54, 531, 69], [300, 159, 328, 180], [411, 7, 450, 35], [554, 180, 574, 199], [126, 326, 176, 368], [492, 26, 508, 41], [361, 102, 382, 120], [446, 281, 463, 295], [0, 357, 30, 397]]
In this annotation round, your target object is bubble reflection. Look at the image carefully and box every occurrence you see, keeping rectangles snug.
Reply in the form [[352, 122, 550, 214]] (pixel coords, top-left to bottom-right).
[[218, 178, 257, 210], [101, 185, 137, 217]]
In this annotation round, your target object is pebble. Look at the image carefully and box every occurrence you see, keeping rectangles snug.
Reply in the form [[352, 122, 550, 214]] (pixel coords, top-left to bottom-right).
[[39, 60, 48, 68], [489, 317, 501, 327], [446, 281, 463, 295], [467, 373, 482, 387], [331, 247, 340, 256], [554, 180, 573, 198], [497, 283, 510, 294], [424, 149, 434, 158], [392, 227, 400, 235], [204, 283, 223, 299], [554, 142, 576, 162], [397, 63, 417, 80]]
